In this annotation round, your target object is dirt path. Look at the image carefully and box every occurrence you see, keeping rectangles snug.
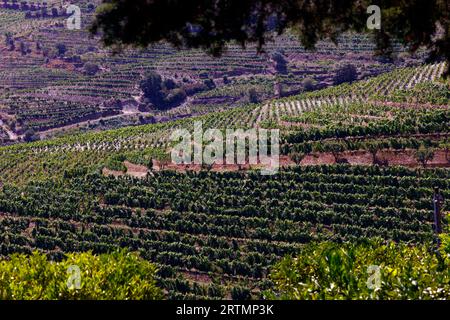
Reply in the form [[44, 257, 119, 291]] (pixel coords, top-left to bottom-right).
[[37, 110, 153, 138], [299, 149, 449, 168], [124, 161, 149, 178], [0, 119, 18, 140], [103, 149, 449, 179], [37, 114, 126, 138]]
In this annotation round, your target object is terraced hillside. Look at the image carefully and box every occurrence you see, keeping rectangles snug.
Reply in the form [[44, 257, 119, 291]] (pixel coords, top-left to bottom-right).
[[0, 0, 449, 301], [0, 64, 448, 179], [0, 60, 448, 299], [0, 0, 424, 146]]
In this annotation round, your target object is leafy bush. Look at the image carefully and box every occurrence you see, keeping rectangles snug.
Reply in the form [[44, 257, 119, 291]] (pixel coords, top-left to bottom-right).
[[105, 154, 127, 172], [203, 78, 216, 89], [0, 250, 163, 300], [164, 88, 187, 107], [23, 128, 39, 142], [163, 78, 177, 90], [248, 88, 259, 103], [272, 50, 287, 74], [415, 143, 435, 167], [333, 64, 357, 85], [140, 71, 165, 107], [55, 43, 67, 57], [84, 63, 100, 76], [302, 77, 316, 91], [140, 72, 187, 109], [265, 240, 450, 300]]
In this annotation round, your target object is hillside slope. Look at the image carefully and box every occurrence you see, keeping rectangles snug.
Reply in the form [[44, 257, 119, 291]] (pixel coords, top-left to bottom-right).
[[0, 64, 448, 299]]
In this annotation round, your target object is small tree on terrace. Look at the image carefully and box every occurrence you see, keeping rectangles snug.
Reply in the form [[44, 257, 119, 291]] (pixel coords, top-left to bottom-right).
[[290, 152, 305, 165], [4, 32, 12, 46], [23, 129, 39, 142], [83, 63, 100, 76], [147, 158, 153, 171], [248, 88, 259, 103], [19, 41, 27, 55], [271, 50, 287, 74], [140, 71, 187, 109], [415, 143, 435, 168], [140, 71, 164, 107], [328, 142, 346, 163], [163, 78, 177, 90], [302, 77, 316, 92], [367, 142, 379, 165], [203, 78, 216, 89], [55, 43, 67, 56], [333, 64, 357, 85]]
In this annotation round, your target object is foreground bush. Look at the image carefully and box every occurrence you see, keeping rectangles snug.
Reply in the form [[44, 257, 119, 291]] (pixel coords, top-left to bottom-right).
[[265, 240, 450, 300], [0, 250, 163, 300]]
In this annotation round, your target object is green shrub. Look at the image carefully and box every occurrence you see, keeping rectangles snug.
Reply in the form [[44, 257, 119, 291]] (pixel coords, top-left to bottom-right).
[[0, 250, 163, 300], [265, 240, 450, 300]]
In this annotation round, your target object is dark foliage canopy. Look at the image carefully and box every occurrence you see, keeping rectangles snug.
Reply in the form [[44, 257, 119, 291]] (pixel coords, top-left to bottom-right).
[[333, 64, 358, 85], [140, 71, 187, 109], [91, 0, 450, 76]]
